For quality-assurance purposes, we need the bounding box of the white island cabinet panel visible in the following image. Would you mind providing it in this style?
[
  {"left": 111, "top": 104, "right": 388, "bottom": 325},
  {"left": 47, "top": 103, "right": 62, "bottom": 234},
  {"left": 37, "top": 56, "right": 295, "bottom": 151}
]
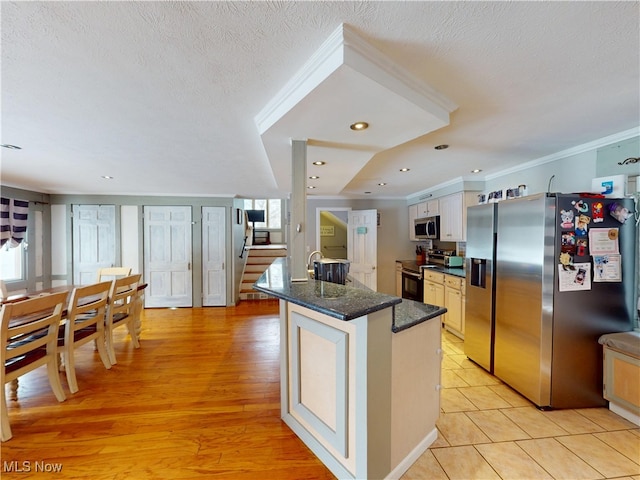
[{"left": 257, "top": 258, "right": 443, "bottom": 480}]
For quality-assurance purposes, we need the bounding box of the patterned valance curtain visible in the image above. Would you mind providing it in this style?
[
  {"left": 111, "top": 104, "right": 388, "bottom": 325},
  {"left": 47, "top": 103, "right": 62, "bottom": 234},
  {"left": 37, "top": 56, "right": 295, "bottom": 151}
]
[{"left": 0, "top": 197, "right": 29, "bottom": 248}]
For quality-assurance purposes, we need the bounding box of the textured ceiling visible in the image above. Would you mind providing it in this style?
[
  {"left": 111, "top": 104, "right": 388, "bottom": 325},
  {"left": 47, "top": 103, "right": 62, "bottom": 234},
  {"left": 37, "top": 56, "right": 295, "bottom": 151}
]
[{"left": 1, "top": 1, "right": 639, "bottom": 199}]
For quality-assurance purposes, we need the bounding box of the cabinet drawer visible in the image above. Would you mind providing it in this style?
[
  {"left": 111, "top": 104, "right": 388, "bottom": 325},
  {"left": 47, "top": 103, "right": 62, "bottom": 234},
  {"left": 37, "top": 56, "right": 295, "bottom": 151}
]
[
  {"left": 423, "top": 271, "right": 444, "bottom": 283},
  {"left": 444, "top": 275, "right": 462, "bottom": 290}
]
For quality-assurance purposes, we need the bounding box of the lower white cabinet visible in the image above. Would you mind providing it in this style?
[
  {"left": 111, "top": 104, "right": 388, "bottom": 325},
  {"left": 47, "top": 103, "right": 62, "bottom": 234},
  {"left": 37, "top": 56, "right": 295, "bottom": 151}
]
[
  {"left": 443, "top": 276, "right": 464, "bottom": 338},
  {"left": 424, "top": 271, "right": 465, "bottom": 339},
  {"left": 423, "top": 271, "right": 444, "bottom": 307}
]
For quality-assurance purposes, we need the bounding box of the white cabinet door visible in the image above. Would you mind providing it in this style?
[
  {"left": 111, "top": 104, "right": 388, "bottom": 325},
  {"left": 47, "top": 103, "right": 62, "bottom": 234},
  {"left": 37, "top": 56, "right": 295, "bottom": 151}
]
[
  {"left": 444, "top": 286, "right": 463, "bottom": 333},
  {"left": 408, "top": 204, "right": 418, "bottom": 241},
  {"left": 72, "top": 205, "right": 116, "bottom": 285},
  {"left": 426, "top": 199, "right": 439, "bottom": 216},
  {"left": 439, "top": 193, "right": 464, "bottom": 241},
  {"left": 202, "top": 207, "right": 226, "bottom": 306},
  {"left": 144, "top": 206, "right": 193, "bottom": 307},
  {"left": 423, "top": 280, "right": 444, "bottom": 307}
]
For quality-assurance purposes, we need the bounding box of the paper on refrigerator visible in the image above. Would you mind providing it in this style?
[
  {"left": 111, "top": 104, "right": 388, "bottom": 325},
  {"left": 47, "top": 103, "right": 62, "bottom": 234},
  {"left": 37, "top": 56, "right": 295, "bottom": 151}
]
[{"left": 588, "top": 228, "right": 619, "bottom": 255}]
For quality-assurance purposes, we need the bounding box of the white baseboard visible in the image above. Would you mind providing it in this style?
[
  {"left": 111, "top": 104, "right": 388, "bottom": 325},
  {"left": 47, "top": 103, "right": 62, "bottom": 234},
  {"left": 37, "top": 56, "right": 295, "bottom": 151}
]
[
  {"left": 385, "top": 428, "right": 439, "bottom": 480},
  {"left": 609, "top": 402, "right": 640, "bottom": 426}
]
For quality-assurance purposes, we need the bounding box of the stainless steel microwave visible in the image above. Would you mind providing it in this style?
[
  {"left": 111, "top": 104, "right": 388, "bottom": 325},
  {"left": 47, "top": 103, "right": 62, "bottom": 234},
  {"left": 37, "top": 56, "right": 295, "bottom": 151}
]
[{"left": 414, "top": 216, "right": 440, "bottom": 239}]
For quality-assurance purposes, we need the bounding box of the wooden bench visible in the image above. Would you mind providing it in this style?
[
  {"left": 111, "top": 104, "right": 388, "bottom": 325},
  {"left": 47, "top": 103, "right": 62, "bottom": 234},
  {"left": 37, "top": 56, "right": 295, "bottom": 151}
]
[{"left": 599, "top": 331, "right": 640, "bottom": 425}]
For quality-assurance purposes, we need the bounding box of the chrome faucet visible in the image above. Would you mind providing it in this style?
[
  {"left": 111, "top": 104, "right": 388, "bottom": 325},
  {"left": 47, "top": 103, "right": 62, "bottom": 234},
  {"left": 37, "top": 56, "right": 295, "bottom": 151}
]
[{"left": 307, "top": 250, "right": 323, "bottom": 270}]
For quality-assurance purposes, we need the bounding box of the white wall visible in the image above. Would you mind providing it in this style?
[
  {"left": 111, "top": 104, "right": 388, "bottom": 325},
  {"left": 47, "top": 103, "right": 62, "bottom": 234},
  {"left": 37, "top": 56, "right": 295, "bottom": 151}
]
[
  {"left": 121, "top": 205, "right": 141, "bottom": 274},
  {"left": 484, "top": 149, "right": 597, "bottom": 196}
]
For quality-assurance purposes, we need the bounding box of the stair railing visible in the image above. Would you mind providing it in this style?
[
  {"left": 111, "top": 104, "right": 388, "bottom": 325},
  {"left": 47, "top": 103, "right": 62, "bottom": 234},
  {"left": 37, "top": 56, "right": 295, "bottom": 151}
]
[{"left": 239, "top": 236, "right": 249, "bottom": 259}]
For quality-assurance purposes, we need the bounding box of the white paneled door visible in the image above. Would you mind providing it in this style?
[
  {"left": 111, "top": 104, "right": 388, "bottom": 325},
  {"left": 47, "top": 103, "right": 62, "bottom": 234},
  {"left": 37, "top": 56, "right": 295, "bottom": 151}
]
[
  {"left": 347, "top": 209, "right": 378, "bottom": 291},
  {"left": 144, "top": 206, "right": 193, "bottom": 308},
  {"left": 72, "top": 205, "right": 116, "bottom": 285},
  {"left": 202, "top": 207, "right": 226, "bottom": 306}
]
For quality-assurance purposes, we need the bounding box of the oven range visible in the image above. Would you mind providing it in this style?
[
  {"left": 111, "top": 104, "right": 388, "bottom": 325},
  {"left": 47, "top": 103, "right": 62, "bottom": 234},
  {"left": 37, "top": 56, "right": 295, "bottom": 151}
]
[{"left": 400, "top": 262, "right": 423, "bottom": 301}]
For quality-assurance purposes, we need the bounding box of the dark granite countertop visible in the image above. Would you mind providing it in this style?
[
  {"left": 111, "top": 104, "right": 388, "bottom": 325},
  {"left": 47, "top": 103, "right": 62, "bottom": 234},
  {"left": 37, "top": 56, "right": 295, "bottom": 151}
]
[
  {"left": 393, "top": 300, "right": 446, "bottom": 333},
  {"left": 255, "top": 258, "right": 446, "bottom": 330}
]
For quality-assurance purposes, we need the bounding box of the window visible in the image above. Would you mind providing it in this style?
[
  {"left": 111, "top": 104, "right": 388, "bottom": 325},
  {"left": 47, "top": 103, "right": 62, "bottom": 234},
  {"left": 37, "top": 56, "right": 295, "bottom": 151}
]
[
  {"left": 243, "top": 199, "right": 282, "bottom": 229},
  {"left": 0, "top": 243, "right": 25, "bottom": 281}
]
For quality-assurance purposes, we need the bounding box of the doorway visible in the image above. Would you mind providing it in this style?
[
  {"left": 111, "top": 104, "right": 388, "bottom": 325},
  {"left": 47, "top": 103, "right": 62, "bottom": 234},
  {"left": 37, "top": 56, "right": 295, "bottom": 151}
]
[
  {"left": 316, "top": 208, "right": 349, "bottom": 259},
  {"left": 315, "top": 208, "right": 378, "bottom": 291}
]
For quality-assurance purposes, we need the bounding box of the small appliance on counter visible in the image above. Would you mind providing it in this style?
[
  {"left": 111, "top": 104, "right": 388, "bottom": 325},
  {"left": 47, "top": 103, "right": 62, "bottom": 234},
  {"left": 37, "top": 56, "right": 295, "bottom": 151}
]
[
  {"left": 313, "top": 258, "right": 350, "bottom": 285},
  {"left": 444, "top": 256, "right": 464, "bottom": 268},
  {"left": 427, "top": 249, "right": 463, "bottom": 268}
]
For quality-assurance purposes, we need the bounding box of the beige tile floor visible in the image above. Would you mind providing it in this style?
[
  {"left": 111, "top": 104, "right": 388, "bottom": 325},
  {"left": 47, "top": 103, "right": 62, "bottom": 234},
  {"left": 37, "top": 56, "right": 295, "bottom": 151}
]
[{"left": 402, "top": 330, "right": 640, "bottom": 480}]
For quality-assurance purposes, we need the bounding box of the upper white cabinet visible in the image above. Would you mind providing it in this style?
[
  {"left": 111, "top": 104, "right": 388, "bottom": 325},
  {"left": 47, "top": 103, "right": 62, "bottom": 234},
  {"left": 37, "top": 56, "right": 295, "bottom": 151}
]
[
  {"left": 408, "top": 204, "right": 419, "bottom": 241},
  {"left": 439, "top": 192, "right": 477, "bottom": 242},
  {"left": 417, "top": 199, "right": 439, "bottom": 217}
]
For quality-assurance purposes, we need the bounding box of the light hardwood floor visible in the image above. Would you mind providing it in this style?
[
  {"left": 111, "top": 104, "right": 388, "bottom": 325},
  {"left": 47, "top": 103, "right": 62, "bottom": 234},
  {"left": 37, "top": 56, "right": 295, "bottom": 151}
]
[
  {"left": 1, "top": 301, "right": 333, "bottom": 480},
  {"left": 2, "top": 302, "right": 639, "bottom": 479}
]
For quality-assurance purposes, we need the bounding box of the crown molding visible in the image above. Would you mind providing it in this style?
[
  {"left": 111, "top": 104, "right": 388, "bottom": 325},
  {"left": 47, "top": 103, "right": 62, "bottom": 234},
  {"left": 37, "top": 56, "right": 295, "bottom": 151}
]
[{"left": 485, "top": 127, "right": 640, "bottom": 181}]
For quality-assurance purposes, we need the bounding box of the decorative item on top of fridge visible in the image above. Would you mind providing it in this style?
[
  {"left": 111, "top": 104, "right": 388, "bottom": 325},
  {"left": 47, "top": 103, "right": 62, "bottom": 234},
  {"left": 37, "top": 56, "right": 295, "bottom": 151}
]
[
  {"left": 591, "top": 175, "right": 627, "bottom": 197},
  {"left": 477, "top": 185, "right": 528, "bottom": 204}
]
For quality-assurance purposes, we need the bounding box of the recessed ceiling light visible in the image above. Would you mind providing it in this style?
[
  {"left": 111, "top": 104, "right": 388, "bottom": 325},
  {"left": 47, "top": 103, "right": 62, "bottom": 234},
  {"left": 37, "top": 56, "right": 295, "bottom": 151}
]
[
  {"left": 434, "top": 144, "right": 449, "bottom": 150},
  {"left": 102, "top": 175, "right": 114, "bottom": 180},
  {"left": 350, "top": 122, "right": 369, "bottom": 131},
  {"left": 1, "top": 144, "right": 22, "bottom": 150},
  {"left": 312, "top": 161, "right": 325, "bottom": 166},
  {"left": 309, "top": 175, "right": 320, "bottom": 179},
  {"left": 378, "top": 182, "right": 387, "bottom": 186},
  {"left": 471, "top": 169, "right": 482, "bottom": 173},
  {"left": 307, "top": 185, "right": 316, "bottom": 189},
  {"left": 400, "top": 168, "right": 410, "bottom": 172}
]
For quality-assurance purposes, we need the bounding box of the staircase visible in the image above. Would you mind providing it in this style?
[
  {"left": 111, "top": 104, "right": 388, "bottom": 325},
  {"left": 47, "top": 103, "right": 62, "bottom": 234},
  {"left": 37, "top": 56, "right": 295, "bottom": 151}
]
[{"left": 240, "top": 245, "right": 287, "bottom": 300}]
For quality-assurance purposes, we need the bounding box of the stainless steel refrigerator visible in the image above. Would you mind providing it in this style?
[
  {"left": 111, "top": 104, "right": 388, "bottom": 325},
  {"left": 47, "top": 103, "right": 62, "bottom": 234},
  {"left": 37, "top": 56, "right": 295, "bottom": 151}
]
[{"left": 465, "top": 193, "right": 637, "bottom": 409}]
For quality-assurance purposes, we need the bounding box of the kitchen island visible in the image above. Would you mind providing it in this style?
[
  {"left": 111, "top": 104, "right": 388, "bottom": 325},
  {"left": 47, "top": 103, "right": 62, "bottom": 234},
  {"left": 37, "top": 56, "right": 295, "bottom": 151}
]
[{"left": 254, "top": 258, "right": 446, "bottom": 480}]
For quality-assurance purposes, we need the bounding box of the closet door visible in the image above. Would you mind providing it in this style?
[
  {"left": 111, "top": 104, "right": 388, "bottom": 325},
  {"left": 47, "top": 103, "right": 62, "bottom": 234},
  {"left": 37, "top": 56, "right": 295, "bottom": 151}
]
[
  {"left": 144, "top": 206, "right": 193, "bottom": 307},
  {"left": 202, "top": 207, "right": 226, "bottom": 306},
  {"left": 72, "top": 205, "right": 116, "bottom": 285}
]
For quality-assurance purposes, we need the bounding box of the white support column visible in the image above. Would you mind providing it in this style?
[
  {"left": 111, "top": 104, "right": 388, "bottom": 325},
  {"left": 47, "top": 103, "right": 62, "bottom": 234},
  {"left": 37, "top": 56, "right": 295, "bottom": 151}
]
[{"left": 290, "top": 140, "right": 308, "bottom": 280}]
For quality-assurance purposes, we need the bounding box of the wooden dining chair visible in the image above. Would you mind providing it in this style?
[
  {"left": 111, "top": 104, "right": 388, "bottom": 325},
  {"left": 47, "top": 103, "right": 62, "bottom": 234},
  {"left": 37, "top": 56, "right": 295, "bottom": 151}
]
[
  {"left": 131, "top": 282, "right": 147, "bottom": 343},
  {"left": 1, "top": 291, "right": 69, "bottom": 442},
  {"left": 96, "top": 267, "right": 132, "bottom": 282},
  {"left": 105, "top": 274, "right": 141, "bottom": 365},
  {"left": 0, "top": 280, "right": 8, "bottom": 300},
  {"left": 58, "top": 281, "right": 112, "bottom": 394}
]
